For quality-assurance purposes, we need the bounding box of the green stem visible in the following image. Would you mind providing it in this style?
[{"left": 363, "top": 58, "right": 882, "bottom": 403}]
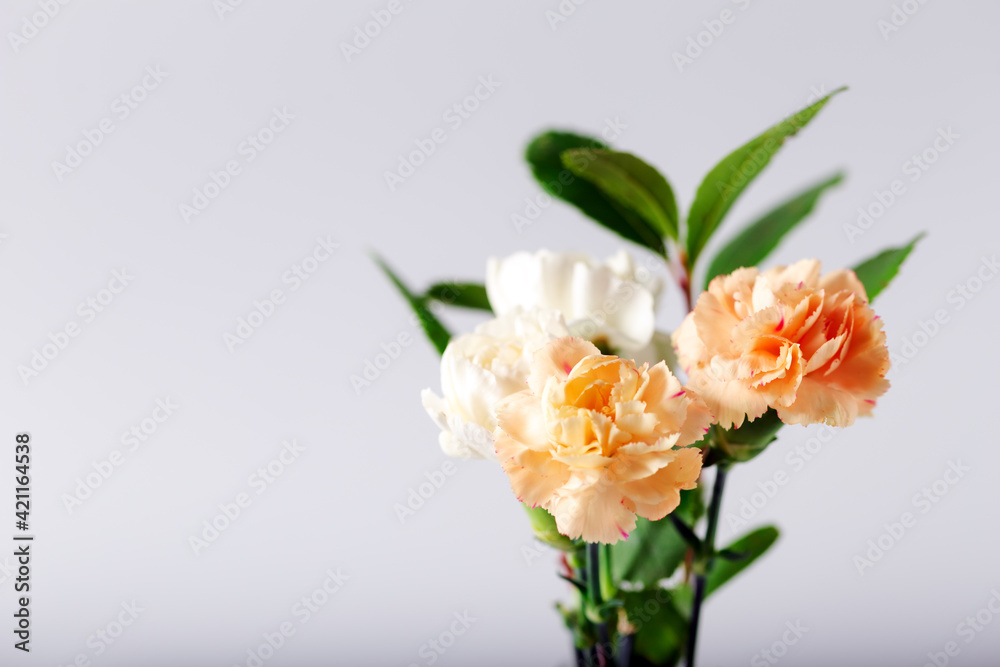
[
  {"left": 685, "top": 463, "right": 729, "bottom": 667},
  {"left": 587, "top": 542, "right": 611, "bottom": 666}
]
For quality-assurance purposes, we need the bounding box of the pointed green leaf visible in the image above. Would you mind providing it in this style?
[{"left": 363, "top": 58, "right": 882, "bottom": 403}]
[
  {"left": 704, "top": 172, "right": 845, "bottom": 288},
  {"left": 424, "top": 282, "right": 493, "bottom": 312},
  {"left": 525, "top": 131, "right": 667, "bottom": 257},
  {"left": 611, "top": 517, "right": 688, "bottom": 590},
  {"left": 686, "top": 87, "right": 847, "bottom": 266},
  {"left": 704, "top": 525, "right": 779, "bottom": 598},
  {"left": 562, "top": 149, "right": 679, "bottom": 241},
  {"left": 374, "top": 255, "right": 451, "bottom": 356},
  {"left": 851, "top": 233, "right": 924, "bottom": 302}
]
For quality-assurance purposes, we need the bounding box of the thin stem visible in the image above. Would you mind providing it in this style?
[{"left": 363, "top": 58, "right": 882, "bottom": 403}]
[
  {"left": 587, "top": 542, "right": 610, "bottom": 667},
  {"left": 685, "top": 464, "right": 729, "bottom": 667}
]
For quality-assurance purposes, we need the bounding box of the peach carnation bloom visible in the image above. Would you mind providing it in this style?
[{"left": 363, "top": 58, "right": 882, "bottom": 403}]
[
  {"left": 494, "top": 337, "right": 711, "bottom": 544},
  {"left": 673, "top": 260, "right": 890, "bottom": 429}
]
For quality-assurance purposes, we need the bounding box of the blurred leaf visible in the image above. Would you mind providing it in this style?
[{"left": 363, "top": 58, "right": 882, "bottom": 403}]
[
  {"left": 374, "top": 255, "right": 451, "bottom": 356},
  {"left": 424, "top": 282, "right": 493, "bottom": 312},
  {"left": 686, "top": 88, "right": 847, "bottom": 266},
  {"left": 611, "top": 517, "right": 688, "bottom": 590},
  {"left": 562, "top": 149, "right": 679, "bottom": 241},
  {"left": 704, "top": 172, "right": 845, "bottom": 287},
  {"left": 851, "top": 232, "right": 925, "bottom": 302},
  {"left": 622, "top": 590, "right": 688, "bottom": 666},
  {"left": 525, "top": 131, "right": 667, "bottom": 257},
  {"left": 704, "top": 526, "right": 780, "bottom": 598}
]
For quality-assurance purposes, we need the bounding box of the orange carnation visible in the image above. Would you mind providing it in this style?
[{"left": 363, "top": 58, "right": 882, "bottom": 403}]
[
  {"left": 494, "top": 337, "right": 711, "bottom": 544},
  {"left": 673, "top": 260, "right": 890, "bottom": 429}
]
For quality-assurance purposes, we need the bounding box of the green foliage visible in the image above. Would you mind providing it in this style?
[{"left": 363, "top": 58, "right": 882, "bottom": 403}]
[
  {"left": 705, "top": 526, "right": 780, "bottom": 598},
  {"left": 622, "top": 589, "right": 690, "bottom": 665},
  {"left": 686, "top": 88, "right": 847, "bottom": 266},
  {"left": 562, "top": 149, "right": 679, "bottom": 242},
  {"left": 611, "top": 517, "right": 689, "bottom": 591},
  {"left": 704, "top": 172, "right": 844, "bottom": 287},
  {"left": 525, "top": 131, "right": 667, "bottom": 257},
  {"left": 852, "top": 233, "right": 925, "bottom": 302},
  {"left": 373, "top": 255, "right": 451, "bottom": 356},
  {"left": 424, "top": 282, "right": 493, "bottom": 312}
]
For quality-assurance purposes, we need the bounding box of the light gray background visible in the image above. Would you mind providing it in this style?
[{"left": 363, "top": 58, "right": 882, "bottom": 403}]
[{"left": 1, "top": 1, "right": 998, "bottom": 665}]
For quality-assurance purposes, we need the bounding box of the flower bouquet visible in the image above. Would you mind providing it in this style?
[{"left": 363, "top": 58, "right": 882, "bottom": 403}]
[{"left": 378, "top": 88, "right": 920, "bottom": 666}]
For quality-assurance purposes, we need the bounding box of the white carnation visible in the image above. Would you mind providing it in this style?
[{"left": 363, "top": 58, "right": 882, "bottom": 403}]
[{"left": 422, "top": 308, "right": 569, "bottom": 459}]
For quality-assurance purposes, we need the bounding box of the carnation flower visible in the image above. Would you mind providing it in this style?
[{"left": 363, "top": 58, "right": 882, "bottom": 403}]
[
  {"left": 422, "top": 308, "right": 569, "bottom": 459},
  {"left": 486, "top": 249, "right": 659, "bottom": 352},
  {"left": 673, "top": 259, "right": 890, "bottom": 429},
  {"left": 494, "top": 337, "right": 711, "bottom": 544}
]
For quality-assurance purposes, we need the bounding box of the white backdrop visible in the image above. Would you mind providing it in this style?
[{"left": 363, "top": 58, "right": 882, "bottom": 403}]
[{"left": 2, "top": 1, "right": 999, "bottom": 665}]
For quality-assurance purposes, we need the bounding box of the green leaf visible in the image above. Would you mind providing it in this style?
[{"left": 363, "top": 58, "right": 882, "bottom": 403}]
[
  {"left": 686, "top": 87, "right": 847, "bottom": 267},
  {"left": 424, "top": 282, "right": 493, "bottom": 312},
  {"left": 851, "top": 232, "right": 924, "bottom": 302},
  {"left": 373, "top": 255, "right": 451, "bottom": 356},
  {"left": 610, "top": 517, "right": 688, "bottom": 590},
  {"left": 704, "top": 526, "right": 779, "bottom": 598},
  {"left": 562, "top": 149, "right": 679, "bottom": 241},
  {"left": 525, "top": 131, "right": 667, "bottom": 257},
  {"left": 622, "top": 589, "right": 689, "bottom": 665},
  {"left": 704, "top": 172, "right": 845, "bottom": 288}
]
